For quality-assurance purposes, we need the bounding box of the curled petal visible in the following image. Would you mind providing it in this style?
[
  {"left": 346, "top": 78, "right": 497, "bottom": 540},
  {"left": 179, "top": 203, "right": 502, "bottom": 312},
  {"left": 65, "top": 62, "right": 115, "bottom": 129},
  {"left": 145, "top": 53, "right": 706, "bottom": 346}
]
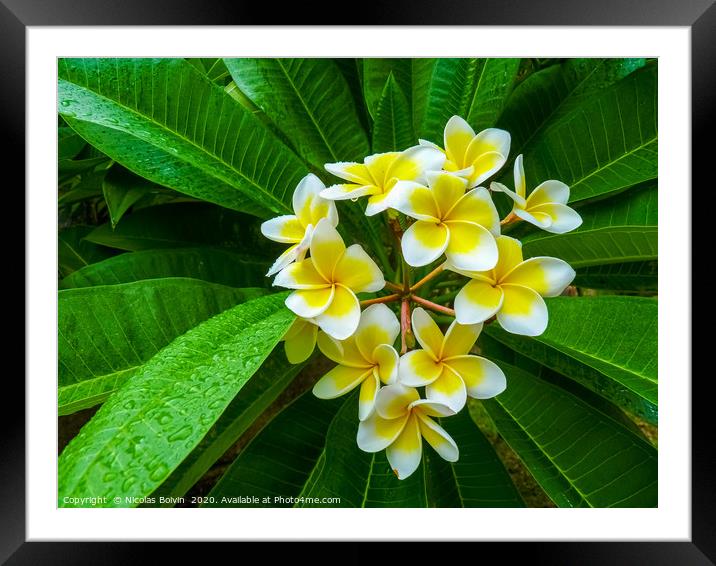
[
  {"left": 501, "top": 257, "right": 576, "bottom": 297},
  {"left": 497, "top": 284, "right": 549, "bottom": 336},
  {"left": 375, "top": 383, "right": 419, "bottom": 420},
  {"left": 513, "top": 207, "right": 553, "bottom": 229},
  {"left": 444, "top": 221, "right": 498, "bottom": 272},
  {"left": 333, "top": 244, "right": 385, "bottom": 293},
  {"left": 416, "top": 413, "right": 459, "bottom": 462},
  {"left": 324, "top": 161, "right": 374, "bottom": 185},
  {"left": 401, "top": 221, "right": 449, "bottom": 267},
  {"left": 354, "top": 303, "right": 400, "bottom": 361},
  {"left": 285, "top": 286, "right": 335, "bottom": 318},
  {"left": 409, "top": 398, "right": 456, "bottom": 418},
  {"left": 468, "top": 151, "right": 507, "bottom": 188},
  {"left": 312, "top": 365, "right": 372, "bottom": 399},
  {"left": 513, "top": 154, "right": 526, "bottom": 199},
  {"left": 398, "top": 349, "right": 443, "bottom": 387},
  {"left": 454, "top": 279, "right": 504, "bottom": 325},
  {"left": 314, "top": 284, "right": 361, "bottom": 340},
  {"left": 425, "top": 367, "right": 468, "bottom": 412},
  {"left": 387, "top": 144, "right": 446, "bottom": 184},
  {"left": 320, "top": 183, "right": 378, "bottom": 201},
  {"left": 490, "top": 181, "right": 526, "bottom": 209},
  {"left": 266, "top": 224, "right": 313, "bottom": 277},
  {"left": 410, "top": 307, "right": 445, "bottom": 359},
  {"left": 359, "top": 372, "right": 381, "bottom": 421},
  {"left": 444, "top": 355, "right": 506, "bottom": 399},
  {"left": 357, "top": 412, "right": 410, "bottom": 453},
  {"left": 527, "top": 179, "right": 570, "bottom": 207},
  {"left": 529, "top": 203, "right": 583, "bottom": 234},
  {"left": 386, "top": 415, "right": 423, "bottom": 480},
  {"left": 260, "top": 215, "right": 305, "bottom": 243}
]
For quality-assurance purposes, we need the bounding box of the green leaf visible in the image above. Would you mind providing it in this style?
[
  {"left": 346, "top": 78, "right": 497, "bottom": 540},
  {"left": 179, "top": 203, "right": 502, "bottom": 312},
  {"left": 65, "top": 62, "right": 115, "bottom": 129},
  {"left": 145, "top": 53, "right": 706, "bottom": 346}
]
[
  {"left": 58, "top": 226, "right": 115, "bottom": 278},
  {"left": 186, "top": 58, "right": 231, "bottom": 84},
  {"left": 151, "top": 350, "right": 308, "bottom": 504},
  {"left": 521, "top": 181, "right": 657, "bottom": 268},
  {"left": 574, "top": 260, "right": 658, "bottom": 292},
  {"left": 224, "top": 58, "right": 370, "bottom": 167},
  {"left": 58, "top": 58, "right": 308, "bottom": 218},
  {"left": 58, "top": 293, "right": 295, "bottom": 506},
  {"left": 482, "top": 362, "right": 657, "bottom": 507},
  {"left": 60, "top": 247, "right": 270, "bottom": 290},
  {"left": 208, "top": 392, "right": 522, "bottom": 508},
  {"left": 513, "top": 63, "right": 657, "bottom": 204},
  {"left": 59, "top": 126, "right": 87, "bottom": 160},
  {"left": 58, "top": 278, "right": 268, "bottom": 415},
  {"left": 371, "top": 74, "right": 414, "bottom": 153},
  {"left": 83, "top": 202, "right": 275, "bottom": 253},
  {"left": 418, "top": 58, "right": 520, "bottom": 143},
  {"left": 484, "top": 296, "right": 657, "bottom": 422},
  {"left": 102, "top": 166, "right": 149, "bottom": 227},
  {"left": 498, "top": 58, "right": 647, "bottom": 160}
]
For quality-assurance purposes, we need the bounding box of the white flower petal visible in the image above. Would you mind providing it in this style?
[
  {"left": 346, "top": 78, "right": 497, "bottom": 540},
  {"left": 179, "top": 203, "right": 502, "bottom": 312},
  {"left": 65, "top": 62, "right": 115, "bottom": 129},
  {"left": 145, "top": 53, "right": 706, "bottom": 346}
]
[
  {"left": 454, "top": 279, "right": 504, "bottom": 325},
  {"left": 314, "top": 285, "right": 361, "bottom": 340},
  {"left": 320, "top": 183, "right": 377, "bottom": 201},
  {"left": 497, "top": 284, "right": 549, "bottom": 336},
  {"left": 441, "top": 319, "right": 483, "bottom": 358},
  {"left": 260, "top": 215, "right": 305, "bottom": 243},
  {"left": 357, "top": 412, "right": 410, "bottom": 453},
  {"left": 386, "top": 414, "right": 423, "bottom": 480},
  {"left": 354, "top": 304, "right": 400, "bottom": 361},
  {"left": 312, "top": 365, "right": 372, "bottom": 399},
  {"left": 387, "top": 144, "right": 446, "bottom": 183},
  {"left": 285, "top": 286, "right": 335, "bottom": 318},
  {"left": 324, "top": 161, "right": 373, "bottom": 185},
  {"left": 389, "top": 180, "right": 439, "bottom": 221},
  {"left": 529, "top": 203, "right": 583, "bottom": 234},
  {"left": 425, "top": 367, "right": 468, "bottom": 412},
  {"left": 444, "top": 355, "right": 506, "bottom": 399},
  {"left": 502, "top": 257, "right": 576, "bottom": 297},
  {"left": 310, "top": 218, "right": 346, "bottom": 282},
  {"left": 409, "top": 399, "right": 456, "bottom": 418},
  {"left": 445, "top": 187, "right": 501, "bottom": 235},
  {"left": 398, "top": 350, "right": 443, "bottom": 387},
  {"left": 401, "top": 221, "right": 449, "bottom": 267},
  {"left": 443, "top": 115, "right": 476, "bottom": 167},
  {"left": 273, "top": 259, "right": 327, "bottom": 289},
  {"left": 513, "top": 154, "right": 526, "bottom": 199},
  {"left": 358, "top": 372, "right": 381, "bottom": 421},
  {"left": 410, "top": 307, "right": 445, "bottom": 359},
  {"left": 283, "top": 319, "right": 318, "bottom": 364},
  {"left": 527, "top": 180, "right": 570, "bottom": 206},
  {"left": 513, "top": 207, "right": 553, "bottom": 229},
  {"left": 375, "top": 383, "right": 419, "bottom": 420},
  {"left": 416, "top": 413, "right": 459, "bottom": 462},
  {"left": 490, "top": 181, "right": 527, "bottom": 209},
  {"left": 333, "top": 244, "right": 385, "bottom": 293},
  {"left": 444, "top": 221, "right": 498, "bottom": 271},
  {"left": 373, "top": 345, "right": 400, "bottom": 384}
]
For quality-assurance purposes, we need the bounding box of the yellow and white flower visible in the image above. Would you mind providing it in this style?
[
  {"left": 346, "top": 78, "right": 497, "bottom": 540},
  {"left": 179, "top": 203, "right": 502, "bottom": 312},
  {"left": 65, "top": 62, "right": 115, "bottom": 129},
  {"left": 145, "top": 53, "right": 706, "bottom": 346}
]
[
  {"left": 281, "top": 317, "right": 318, "bottom": 364},
  {"left": 313, "top": 304, "right": 400, "bottom": 420},
  {"left": 357, "top": 383, "right": 458, "bottom": 480},
  {"left": 449, "top": 236, "right": 575, "bottom": 336},
  {"left": 419, "top": 115, "right": 510, "bottom": 188},
  {"left": 274, "top": 218, "right": 385, "bottom": 340},
  {"left": 390, "top": 171, "right": 500, "bottom": 270},
  {"left": 261, "top": 173, "right": 338, "bottom": 276},
  {"left": 491, "top": 154, "right": 582, "bottom": 234},
  {"left": 321, "top": 145, "right": 445, "bottom": 216},
  {"left": 399, "top": 307, "right": 506, "bottom": 411}
]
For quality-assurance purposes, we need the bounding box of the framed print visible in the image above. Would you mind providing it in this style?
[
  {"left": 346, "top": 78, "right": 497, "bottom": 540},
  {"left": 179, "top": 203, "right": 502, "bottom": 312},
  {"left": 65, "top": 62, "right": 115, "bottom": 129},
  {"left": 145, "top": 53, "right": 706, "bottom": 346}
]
[{"left": 9, "top": 0, "right": 710, "bottom": 562}]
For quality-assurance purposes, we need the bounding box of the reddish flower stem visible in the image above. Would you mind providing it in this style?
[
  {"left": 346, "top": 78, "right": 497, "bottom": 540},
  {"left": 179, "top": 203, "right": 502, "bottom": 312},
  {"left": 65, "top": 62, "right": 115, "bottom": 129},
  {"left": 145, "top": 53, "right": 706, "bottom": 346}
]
[
  {"left": 411, "top": 295, "right": 456, "bottom": 317},
  {"left": 384, "top": 281, "right": 403, "bottom": 293},
  {"left": 400, "top": 299, "right": 412, "bottom": 354},
  {"left": 360, "top": 294, "right": 400, "bottom": 307}
]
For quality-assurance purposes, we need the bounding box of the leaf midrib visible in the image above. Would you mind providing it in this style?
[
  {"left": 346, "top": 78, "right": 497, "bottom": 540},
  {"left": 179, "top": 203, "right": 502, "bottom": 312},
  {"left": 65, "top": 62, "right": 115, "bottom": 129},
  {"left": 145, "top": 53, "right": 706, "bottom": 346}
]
[{"left": 59, "top": 76, "right": 291, "bottom": 214}]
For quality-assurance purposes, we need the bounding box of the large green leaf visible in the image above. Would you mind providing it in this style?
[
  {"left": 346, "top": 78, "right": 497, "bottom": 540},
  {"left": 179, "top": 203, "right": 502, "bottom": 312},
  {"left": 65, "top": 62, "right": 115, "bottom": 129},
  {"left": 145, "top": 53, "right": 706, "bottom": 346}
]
[
  {"left": 482, "top": 362, "right": 657, "bottom": 507},
  {"left": 574, "top": 260, "right": 658, "bottom": 292},
  {"left": 60, "top": 247, "right": 270, "bottom": 290},
  {"left": 58, "top": 58, "right": 308, "bottom": 218},
  {"left": 58, "top": 278, "right": 267, "bottom": 415},
  {"left": 371, "top": 74, "right": 413, "bottom": 153},
  {"left": 224, "top": 58, "right": 370, "bottom": 168},
  {"left": 207, "top": 391, "right": 522, "bottom": 507},
  {"left": 84, "top": 202, "right": 274, "bottom": 253},
  {"left": 58, "top": 293, "right": 295, "bottom": 506},
  {"left": 510, "top": 63, "right": 657, "bottom": 204},
  {"left": 58, "top": 226, "right": 115, "bottom": 278},
  {"left": 151, "top": 350, "right": 308, "bottom": 504},
  {"left": 418, "top": 58, "right": 520, "bottom": 143},
  {"left": 498, "top": 58, "right": 647, "bottom": 161},
  {"left": 521, "top": 181, "right": 657, "bottom": 268},
  {"left": 485, "top": 296, "right": 657, "bottom": 422},
  {"left": 59, "top": 125, "right": 87, "bottom": 160}
]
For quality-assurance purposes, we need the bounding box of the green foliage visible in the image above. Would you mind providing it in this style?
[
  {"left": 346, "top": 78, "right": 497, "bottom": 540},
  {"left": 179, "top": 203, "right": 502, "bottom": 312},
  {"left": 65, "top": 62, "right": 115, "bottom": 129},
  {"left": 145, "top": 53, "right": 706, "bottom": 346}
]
[{"left": 57, "top": 57, "right": 658, "bottom": 510}]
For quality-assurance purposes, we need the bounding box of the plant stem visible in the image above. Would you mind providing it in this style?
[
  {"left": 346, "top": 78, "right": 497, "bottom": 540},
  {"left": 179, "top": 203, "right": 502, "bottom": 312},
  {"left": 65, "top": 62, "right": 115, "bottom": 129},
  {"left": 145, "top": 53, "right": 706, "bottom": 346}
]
[
  {"left": 360, "top": 294, "right": 400, "bottom": 307},
  {"left": 410, "top": 262, "right": 445, "bottom": 292},
  {"left": 384, "top": 281, "right": 403, "bottom": 293},
  {"left": 411, "top": 295, "right": 456, "bottom": 316},
  {"left": 400, "top": 298, "right": 412, "bottom": 354}
]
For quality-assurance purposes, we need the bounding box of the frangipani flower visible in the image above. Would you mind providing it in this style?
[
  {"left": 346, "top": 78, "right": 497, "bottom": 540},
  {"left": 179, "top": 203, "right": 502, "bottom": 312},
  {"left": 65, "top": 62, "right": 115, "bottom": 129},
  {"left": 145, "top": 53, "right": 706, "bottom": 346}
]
[
  {"left": 399, "top": 307, "right": 506, "bottom": 411},
  {"left": 274, "top": 218, "right": 384, "bottom": 340},
  {"left": 261, "top": 174, "right": 338, "bottom": 276},
  {"left": 491, "top": 154, "right": 582, "bottom": 234},
  {"left": 419, "top": 115, "right": 510, "bottom": 188},
  {"left": 449, "top": 236, "right": 575, "bottom": 336},
  {"left": 390, "top": 171, "right": 500, "bottom": 270},
  {"left": 357, "top": 384, "right": 458, "bottom": 479},
  {"left": 313, "top": 304, "right": 400, "bottom": 420},
  {"left": 281, "top": 317, "right": 318, "bottom": 364},
  {"left": 321, "top": 145, "right": 445, "bottom": 216}
]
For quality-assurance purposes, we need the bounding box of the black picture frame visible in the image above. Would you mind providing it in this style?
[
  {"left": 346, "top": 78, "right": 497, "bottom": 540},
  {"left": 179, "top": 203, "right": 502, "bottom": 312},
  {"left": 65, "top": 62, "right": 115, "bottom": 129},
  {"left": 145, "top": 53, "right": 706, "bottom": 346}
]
[{"left": 9, "top": 0, "right": 708, "bottom": 562}]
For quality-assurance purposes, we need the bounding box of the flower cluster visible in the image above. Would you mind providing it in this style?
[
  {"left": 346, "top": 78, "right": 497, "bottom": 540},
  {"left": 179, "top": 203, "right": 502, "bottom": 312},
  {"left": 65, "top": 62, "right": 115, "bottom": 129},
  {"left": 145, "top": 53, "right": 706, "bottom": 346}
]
[{"left": 262, "top": 115, "right": 581, "bottom": 479}]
